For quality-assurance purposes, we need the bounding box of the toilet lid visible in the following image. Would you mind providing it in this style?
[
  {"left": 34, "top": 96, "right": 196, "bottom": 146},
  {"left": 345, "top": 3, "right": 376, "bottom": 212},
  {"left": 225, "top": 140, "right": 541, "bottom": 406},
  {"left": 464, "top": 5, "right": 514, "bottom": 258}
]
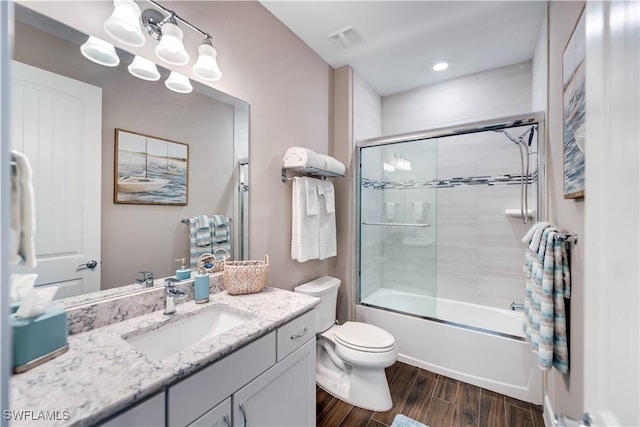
[{"left": 334, "top": 322, "right": 396, "bottom": 352}]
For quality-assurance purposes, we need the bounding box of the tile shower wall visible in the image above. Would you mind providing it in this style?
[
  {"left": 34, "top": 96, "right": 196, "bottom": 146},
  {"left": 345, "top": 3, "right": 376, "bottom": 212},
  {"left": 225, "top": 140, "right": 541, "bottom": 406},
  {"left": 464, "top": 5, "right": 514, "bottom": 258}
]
[{"left": 436, "top": 129, "right": 537, "bottom": 309}]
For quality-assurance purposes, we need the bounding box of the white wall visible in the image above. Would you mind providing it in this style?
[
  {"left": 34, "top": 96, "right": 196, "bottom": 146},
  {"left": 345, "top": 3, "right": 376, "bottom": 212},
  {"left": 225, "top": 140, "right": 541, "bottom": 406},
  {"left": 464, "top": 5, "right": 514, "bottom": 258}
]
[
  {"left": 382, "top": 61, "right": 532, "bottom": 135},
  {"left": 545, "top": 0, "right": 585, "bottom": 420}
]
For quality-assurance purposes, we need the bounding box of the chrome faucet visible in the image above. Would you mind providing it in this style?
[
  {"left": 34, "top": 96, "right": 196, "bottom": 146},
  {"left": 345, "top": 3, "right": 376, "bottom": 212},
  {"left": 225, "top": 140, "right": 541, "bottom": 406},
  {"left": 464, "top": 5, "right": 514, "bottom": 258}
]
[
  {"left": 164, "top": 277, "right": 186, "bottom": 315},
  {"left": 136, "top": 271, "right": 154, "bottom": 288}
]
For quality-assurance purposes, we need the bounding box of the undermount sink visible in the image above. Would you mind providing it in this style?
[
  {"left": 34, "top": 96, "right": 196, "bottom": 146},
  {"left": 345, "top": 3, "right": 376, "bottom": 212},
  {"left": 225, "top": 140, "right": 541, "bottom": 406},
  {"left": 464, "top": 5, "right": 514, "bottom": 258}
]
[{"left": 124, "top": 307, "right": 254, "bottom": 359}]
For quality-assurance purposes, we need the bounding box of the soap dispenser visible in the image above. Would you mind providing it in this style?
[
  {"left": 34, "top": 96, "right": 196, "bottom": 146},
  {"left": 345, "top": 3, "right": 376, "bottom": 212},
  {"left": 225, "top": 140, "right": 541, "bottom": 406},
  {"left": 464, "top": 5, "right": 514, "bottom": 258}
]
[
  {"left": 193, "top": 264, "right": 210, "bottom": 304},
  {"left": 175, "top": 258, "right": 191, "bottom": 281}
]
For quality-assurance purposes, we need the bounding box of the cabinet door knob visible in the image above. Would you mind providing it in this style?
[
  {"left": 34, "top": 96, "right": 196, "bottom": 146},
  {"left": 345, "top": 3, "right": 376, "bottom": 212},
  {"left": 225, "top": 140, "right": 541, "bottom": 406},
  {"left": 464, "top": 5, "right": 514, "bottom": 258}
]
[
  {"left": 290, "top": 327, "right": 308, "bottom": 340},
  {"left": 239, "top": 403, "right": 248, "bottom": 427}
]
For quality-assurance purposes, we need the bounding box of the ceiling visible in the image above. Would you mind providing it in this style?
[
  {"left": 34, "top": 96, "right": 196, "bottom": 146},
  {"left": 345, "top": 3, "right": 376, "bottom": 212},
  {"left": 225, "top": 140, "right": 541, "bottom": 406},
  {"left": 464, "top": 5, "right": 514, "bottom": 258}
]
[{"left": 260, "top": 1, "right": 547, "bottom": 96}]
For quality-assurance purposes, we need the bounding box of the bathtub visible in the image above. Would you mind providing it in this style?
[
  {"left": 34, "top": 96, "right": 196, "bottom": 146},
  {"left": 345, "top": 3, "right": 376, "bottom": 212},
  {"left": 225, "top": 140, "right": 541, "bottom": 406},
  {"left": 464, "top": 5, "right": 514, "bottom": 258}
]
[{"left": 357, "top": 288, "right": 543, "bottom": 404}]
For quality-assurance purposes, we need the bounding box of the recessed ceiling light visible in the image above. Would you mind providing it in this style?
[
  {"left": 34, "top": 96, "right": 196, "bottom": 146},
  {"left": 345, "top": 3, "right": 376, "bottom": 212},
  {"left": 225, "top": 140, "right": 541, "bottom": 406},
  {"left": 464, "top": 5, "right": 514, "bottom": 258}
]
[{"left": 433, "top": 60, "right": 450, "bottom": 71}]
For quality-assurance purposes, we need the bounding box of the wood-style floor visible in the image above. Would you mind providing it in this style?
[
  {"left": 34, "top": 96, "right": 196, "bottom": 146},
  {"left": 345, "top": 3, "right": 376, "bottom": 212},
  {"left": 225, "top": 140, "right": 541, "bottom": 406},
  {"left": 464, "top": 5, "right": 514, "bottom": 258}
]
[{"left": 316, "top": 361, "right": 544, "bottom": 427}]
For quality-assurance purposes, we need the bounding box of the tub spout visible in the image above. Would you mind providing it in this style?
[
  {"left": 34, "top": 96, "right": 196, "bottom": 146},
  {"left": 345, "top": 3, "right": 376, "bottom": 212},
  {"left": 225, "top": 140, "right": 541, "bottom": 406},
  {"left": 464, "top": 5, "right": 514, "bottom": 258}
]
[{"left": 510, "top": 302, "right": 525, "bottom": 311}]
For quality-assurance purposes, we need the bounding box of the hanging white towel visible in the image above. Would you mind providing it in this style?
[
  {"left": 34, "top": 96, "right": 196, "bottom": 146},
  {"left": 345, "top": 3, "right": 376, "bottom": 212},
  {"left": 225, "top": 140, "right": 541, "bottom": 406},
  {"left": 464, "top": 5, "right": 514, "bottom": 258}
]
[
  {"left": 317, "top": 180, "right": 337, "bottom": 260},
  {"left": 291, "top": 177, "right": 320, "bottom": 262},
  {"left": 412, "top": 201, "right": 427, "bottom": 220},
  {"left": 11, "top": 151, "right": 36, "bottom": 268},
  {"left": 385, "top": 202, "right": 396, "bottom": 220},
  {"left": 316, "top": 180, "right": 335, "bottom": 214}
]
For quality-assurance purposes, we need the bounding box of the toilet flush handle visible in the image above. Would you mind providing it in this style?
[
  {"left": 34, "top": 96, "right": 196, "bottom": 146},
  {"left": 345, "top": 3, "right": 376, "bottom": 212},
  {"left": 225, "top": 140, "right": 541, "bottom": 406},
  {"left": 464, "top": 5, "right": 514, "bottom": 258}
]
[{"left": 290, "top": 327, "right": 308, "bottom": 340}]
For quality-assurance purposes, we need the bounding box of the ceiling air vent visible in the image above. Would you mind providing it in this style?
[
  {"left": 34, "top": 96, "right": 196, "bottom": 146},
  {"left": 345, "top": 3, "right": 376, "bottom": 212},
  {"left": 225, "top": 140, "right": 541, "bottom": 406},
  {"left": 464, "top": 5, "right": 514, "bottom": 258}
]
[{"left": 328, "top": 26, "right": 364, "bottom": 48}]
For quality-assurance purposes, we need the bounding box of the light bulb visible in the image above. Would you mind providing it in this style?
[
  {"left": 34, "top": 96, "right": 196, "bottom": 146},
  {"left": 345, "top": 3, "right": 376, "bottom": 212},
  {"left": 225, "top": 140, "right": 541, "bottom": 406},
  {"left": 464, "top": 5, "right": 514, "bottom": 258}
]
[
  {"left": 104, "top": 0, "right": 145, "bottom": 47},
  {"left": 193, "top": 43, "right": 222, "bottom": 81},
  {"left": 155, "top": 22, "right": 189, "bottom": 65},
  {"left": 80, "top": 36, "right": 120, "bottom": 67},
  {"left": 165, "top": 71, "right": 192, "bottom": 93},
  {"left": 128, "top": 55, "right": 160, "bottom": 81}
]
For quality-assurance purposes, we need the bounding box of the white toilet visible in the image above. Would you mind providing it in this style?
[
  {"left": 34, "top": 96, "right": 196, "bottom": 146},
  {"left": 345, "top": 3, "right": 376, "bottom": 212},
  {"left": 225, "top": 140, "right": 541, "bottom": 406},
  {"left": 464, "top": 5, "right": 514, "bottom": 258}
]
[{"left": 295, "top": 276, "right": 397, "bottom": 412}]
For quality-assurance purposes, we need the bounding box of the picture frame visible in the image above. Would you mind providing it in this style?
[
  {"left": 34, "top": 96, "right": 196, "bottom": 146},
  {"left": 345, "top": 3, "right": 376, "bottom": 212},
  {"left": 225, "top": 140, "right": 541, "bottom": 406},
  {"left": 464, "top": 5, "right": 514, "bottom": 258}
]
[
  {"left": 562, "top": 9, "right": 586, "bottom": 199},
  {"left": 113, "top": 128, "right": 189, "bottom": 205}
]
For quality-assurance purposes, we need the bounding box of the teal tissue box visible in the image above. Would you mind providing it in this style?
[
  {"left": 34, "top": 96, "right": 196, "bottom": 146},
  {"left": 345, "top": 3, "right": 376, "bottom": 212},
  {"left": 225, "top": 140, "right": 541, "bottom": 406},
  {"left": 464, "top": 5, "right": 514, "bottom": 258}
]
[{"left": 12, "top": 307, "right": 68, "bottom": 373}]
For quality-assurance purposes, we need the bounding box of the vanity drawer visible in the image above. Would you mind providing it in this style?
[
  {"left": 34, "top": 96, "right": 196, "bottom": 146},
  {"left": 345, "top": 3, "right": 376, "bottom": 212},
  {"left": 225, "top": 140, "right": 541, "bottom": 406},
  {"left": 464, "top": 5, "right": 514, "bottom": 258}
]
[
  {"left": 168, "top": 331, "right": 275, "bottom": 427},
  {"left": 276, "top": 309, "right": 315, "bottom": 362}
]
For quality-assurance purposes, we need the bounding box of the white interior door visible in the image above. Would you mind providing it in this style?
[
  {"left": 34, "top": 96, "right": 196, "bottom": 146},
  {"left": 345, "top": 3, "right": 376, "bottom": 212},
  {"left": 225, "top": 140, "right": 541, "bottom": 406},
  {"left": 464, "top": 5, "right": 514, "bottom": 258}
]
[
  {"left": 584, "top": 2, "right": 639, "bottom": 426},
  {"left": 10, "top": 60, "right": 101, "bottom": 298}
]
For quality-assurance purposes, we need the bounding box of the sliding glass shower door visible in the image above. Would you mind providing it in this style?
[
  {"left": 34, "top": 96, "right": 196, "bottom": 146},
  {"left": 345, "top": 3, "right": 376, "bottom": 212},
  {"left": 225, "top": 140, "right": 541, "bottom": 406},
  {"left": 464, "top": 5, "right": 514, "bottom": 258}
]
[{"left": 358, "top": 138, "right": 438, "bottom": 318}]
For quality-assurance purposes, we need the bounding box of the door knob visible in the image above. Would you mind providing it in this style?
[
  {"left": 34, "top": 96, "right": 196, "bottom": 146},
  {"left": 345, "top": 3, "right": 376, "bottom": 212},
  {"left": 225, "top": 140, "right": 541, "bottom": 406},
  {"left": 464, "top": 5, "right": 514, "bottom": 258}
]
[{"left": 78, "top": 260, "right": 98, "bottom": 269}]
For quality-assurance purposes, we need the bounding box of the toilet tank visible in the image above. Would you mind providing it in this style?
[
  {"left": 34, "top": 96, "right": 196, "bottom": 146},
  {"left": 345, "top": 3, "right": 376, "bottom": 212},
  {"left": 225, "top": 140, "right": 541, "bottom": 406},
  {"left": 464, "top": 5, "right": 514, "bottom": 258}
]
[{"left": 294, "top": 276, "right": 340, "bottom": 333}]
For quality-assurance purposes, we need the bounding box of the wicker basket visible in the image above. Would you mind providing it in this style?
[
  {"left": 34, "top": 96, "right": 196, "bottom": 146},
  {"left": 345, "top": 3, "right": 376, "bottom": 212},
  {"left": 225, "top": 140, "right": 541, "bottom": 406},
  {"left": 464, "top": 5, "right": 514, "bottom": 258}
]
[
  {"left": 223, "top": 255, "right": 269, "bottom": 295},
  {"left": 197, "top": 248, "right": 230, "bottom": 274}
]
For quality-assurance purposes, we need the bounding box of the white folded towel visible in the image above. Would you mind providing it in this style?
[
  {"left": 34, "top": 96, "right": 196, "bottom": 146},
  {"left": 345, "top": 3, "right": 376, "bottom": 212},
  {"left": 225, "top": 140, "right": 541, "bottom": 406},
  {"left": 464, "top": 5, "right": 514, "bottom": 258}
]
[
  {"left": 11, "top": 151, "right": 36, "bottom": 268},
  {"left": 283, "top": 147, "right": 346, "bottom": 176},
  {"left": 385, "top": 202, "right": 397, "bottom": 220},
  {"left": 305, "top": 177, "right": 319, "bottom": 215},
  {"left": 283, "top": 147, "right": 325, "bottom": 170},
  {"left": 317, "top": 180, "right": 336, "bottom": 260},
  {"left": 316, "top": 180, "right": 335, "bottom": 214},
  {"left": 320, "top": 155, "right": 346, "bottom": 176},
  {"left": 413, "top": 201, "right": 428, "bottom": 220},
  {"left": 291, "top": 177, "right": 320, "bottom": 262}
]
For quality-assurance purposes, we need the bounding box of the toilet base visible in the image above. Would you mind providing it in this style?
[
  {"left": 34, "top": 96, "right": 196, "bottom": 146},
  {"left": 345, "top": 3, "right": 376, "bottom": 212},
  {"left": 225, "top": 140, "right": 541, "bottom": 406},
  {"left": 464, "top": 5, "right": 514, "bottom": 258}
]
[{"left": 316, "top": 344, "right": 393, "bottom": 412}]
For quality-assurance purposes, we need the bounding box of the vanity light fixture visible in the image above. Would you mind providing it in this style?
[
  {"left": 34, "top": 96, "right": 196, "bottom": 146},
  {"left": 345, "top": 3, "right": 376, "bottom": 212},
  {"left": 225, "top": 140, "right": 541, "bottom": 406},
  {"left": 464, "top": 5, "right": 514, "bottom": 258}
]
[
  {"left": 140, "top": 1, "right": 222, "bottom": 79},
  {"left": 433, "top": 60, "right": 450, "bottom": 72},
  {"left": 165, "top": 71, "right": 193, "bottom": 93},
  {"left": 104, "top": 0, "right": 146, "bottom": 47},
  {"left": 80, "top": 36, "right": 120, "bottom": 67},
  {"left": 128, "top": 55, "right": 161, "bottom": 81}
]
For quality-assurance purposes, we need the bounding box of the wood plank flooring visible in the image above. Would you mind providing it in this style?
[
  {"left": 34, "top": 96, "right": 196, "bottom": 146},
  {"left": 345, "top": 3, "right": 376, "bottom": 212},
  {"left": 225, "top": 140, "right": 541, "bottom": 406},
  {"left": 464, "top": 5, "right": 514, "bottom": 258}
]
[{"left": 316, "top": 362, "right": 544, "bottom": 427}]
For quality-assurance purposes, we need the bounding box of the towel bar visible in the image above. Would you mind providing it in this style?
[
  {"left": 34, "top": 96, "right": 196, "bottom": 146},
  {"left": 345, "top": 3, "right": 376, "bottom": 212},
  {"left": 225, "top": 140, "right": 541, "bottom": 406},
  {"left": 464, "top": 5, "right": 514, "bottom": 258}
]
[
  {"left": 281, "top": 166, "right": 345, "bottom": 182},
  {"left": 558, "top": 233, "right": 578, "bottom": 244},
  {"left": 362, "top": 222, "right": 431, "bottom": 228}
]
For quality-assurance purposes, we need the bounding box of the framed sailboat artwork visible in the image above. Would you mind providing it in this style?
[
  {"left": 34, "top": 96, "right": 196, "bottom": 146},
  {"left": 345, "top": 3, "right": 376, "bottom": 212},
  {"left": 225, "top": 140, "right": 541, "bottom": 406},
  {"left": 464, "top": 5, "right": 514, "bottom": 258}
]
[{"left": 113, "top": 129, "right": 189, "bottom": 205}]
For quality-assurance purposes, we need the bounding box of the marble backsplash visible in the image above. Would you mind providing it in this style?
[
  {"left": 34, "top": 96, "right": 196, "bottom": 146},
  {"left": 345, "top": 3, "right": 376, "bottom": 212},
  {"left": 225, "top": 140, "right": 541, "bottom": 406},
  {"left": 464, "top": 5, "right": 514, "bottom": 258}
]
[{"left": 54, "top": 273, "right": 225, "bottom": 335}]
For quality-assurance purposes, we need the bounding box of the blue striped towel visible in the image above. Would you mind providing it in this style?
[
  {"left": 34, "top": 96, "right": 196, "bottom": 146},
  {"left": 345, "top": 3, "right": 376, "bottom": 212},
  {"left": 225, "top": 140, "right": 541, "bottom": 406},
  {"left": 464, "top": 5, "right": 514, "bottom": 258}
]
[
  {"left": 195, "top": 215, "right": 211, "bottom": 248},
  {"left": 211, "top": 215, "right": 230, "bottom": 244},
  {"left": 522, "top": 222, "right": 571, "bottom": 373}
]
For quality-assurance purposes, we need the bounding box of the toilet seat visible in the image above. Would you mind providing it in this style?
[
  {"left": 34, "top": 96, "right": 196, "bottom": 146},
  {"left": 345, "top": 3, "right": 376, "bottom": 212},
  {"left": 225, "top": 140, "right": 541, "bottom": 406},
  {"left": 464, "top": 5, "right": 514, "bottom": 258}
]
[{"left": 334, "top": 322, "right": 396, "bottom": 353}]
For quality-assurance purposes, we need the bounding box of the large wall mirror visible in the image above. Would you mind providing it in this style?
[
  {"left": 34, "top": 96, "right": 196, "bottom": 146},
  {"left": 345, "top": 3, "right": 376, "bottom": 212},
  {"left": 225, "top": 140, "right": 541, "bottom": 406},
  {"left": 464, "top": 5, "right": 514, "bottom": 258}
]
[{"left": 10, "top": 3, "right": 249, "bottom": 301}]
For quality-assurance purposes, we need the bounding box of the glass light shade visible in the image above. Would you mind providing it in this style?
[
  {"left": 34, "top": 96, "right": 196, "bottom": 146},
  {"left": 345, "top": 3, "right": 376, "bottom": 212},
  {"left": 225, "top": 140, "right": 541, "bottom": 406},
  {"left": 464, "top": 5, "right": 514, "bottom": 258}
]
[
  {"left": 128, "top": 55, "right": 160, "bottom": 81},
  {"left": 192, "top": 44, "right": 222, "bottom": 81},
  {"left": 155, "top": 22, "right": 189, "bottom": 65},
  {"left": 104, "top": 0, "right": 145, "bottom": 47},
  {"left": 80, "top": 36, "right": 120, "bottom": 67},
  {"left": 165, "top": 71, "right": 192, "bottom": 93}
]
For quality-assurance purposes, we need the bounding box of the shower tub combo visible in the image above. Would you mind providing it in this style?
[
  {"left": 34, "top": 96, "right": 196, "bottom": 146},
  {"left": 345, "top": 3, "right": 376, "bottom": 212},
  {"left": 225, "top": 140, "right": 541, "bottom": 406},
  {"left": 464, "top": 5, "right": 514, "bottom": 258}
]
[{"left": 356, "top": 113, "right": 545, "bottom": 404}]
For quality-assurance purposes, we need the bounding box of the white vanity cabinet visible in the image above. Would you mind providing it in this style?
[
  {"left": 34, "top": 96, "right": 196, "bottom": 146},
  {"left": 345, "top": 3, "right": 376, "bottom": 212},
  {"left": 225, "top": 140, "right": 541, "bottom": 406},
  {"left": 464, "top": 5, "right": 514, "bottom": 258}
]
[
  {"left": 233, "top": 338, "right": 315, "bottom": 427},
  {"left": 99, "top": 391, "right": 165, "bottom": 427},
  {"left": 169, "top": 309, "right": 316, "bottom": 427}
]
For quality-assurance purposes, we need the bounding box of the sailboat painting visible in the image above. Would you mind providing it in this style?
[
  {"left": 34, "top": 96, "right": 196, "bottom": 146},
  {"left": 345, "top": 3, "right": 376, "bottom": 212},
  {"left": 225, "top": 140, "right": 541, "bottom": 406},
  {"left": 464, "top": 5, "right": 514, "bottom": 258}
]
[{"left": 114, "top": 128, "right": 188, "bottom": 205}]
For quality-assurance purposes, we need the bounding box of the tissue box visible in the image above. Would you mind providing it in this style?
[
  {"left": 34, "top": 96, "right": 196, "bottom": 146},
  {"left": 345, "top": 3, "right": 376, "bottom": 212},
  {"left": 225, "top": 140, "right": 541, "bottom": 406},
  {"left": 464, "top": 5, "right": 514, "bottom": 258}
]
[
  {"left": 11, "top": 307, "right": 68, "bottom": 373},
  {"left": 10, "top": 302, "right": 20, "bottom": 314}
]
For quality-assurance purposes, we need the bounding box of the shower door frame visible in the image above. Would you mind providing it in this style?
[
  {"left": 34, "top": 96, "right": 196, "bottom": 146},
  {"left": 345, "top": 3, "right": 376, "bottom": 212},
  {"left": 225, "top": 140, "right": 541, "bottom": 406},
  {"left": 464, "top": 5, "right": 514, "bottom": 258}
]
[{"left": 355, "top": 111, "right": 546, "bottom": 334}]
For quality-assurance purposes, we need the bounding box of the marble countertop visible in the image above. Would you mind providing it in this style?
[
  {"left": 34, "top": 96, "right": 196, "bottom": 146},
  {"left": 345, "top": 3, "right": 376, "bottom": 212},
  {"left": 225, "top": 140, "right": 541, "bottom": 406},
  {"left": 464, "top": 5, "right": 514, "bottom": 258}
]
[{"left": 9, "top": 287, "right": 319, "bottom": 427}]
